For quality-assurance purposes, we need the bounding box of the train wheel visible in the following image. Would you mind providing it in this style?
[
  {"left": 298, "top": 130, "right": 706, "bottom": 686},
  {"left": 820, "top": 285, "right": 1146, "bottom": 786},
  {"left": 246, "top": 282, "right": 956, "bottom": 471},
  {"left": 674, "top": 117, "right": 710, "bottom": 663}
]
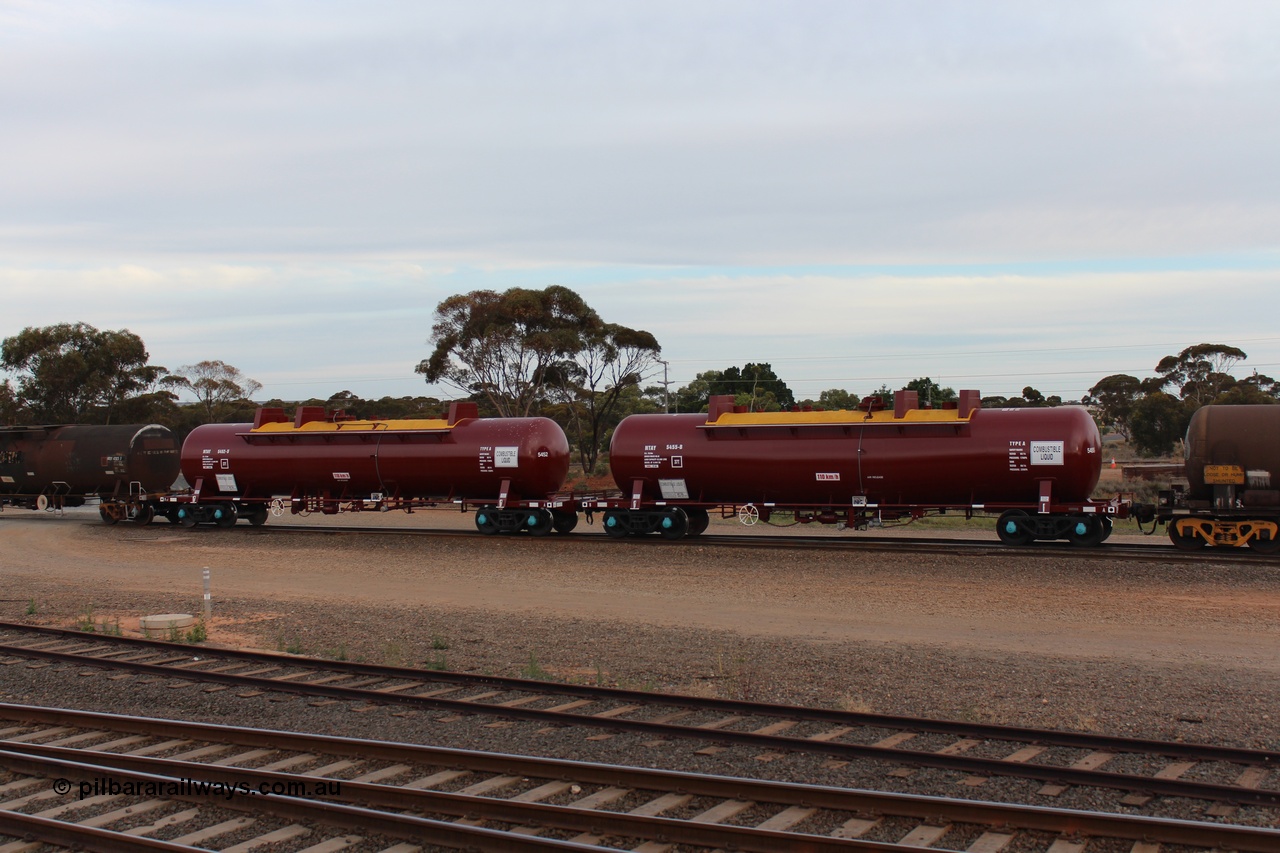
[
  {"left": 177, "top": 508, "right": 197, "bottom": 528},
  {"left": 1065, "top": 516, "right": 1105, "bottom": 547},
  {"left": 685, "top": 508, "right": 710, "bottom": 537},
  {"left": 658, "top": 508, "right": 689, "bottom": 540},
  {"left": 995, "top": 510, "right": 1033, "bottom": 546},
  {"left": 525, "top": 508, "right": 554, "bottom": 536},
  {"left": 1247, "top": 525, "right": 1280, "bottom": 554},
  {"left": 603, "top": 510, "right": 629, "bottom": 539},
  {"left": 213, "top": 505, "right": 238, "bottom": 528},
  {"left": 1099, "top": 516, "right": 1114, "bottom": 542},
  {"left": 246, "top": 507, "right": 269, "bottom": 526},
  {"left": 552, "top": 511, "right": 578, "bottom": 534},
  {"left": 475, "top": 510, "right": 500, "bottom": 535},
  {"left": 1167, "top": 519, "right": 1207, "bottom": 551},
  {"left": 130, "top": 504, "right": 155, "bottom": 526},
  {"left": 98, "top": 505, "right": 119, "bottom": 526}
]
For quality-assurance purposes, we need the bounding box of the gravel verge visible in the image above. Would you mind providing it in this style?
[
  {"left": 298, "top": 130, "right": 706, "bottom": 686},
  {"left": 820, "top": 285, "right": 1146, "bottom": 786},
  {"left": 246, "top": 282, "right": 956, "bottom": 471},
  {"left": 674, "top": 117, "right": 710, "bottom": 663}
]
[{"left": 2, "top": 509, "right": 1279, "bottom": 827}]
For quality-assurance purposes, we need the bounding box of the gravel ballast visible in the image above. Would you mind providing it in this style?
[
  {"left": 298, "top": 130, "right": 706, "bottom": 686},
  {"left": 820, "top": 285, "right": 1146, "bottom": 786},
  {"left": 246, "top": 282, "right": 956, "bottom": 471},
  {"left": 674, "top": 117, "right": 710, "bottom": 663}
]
[{"left": 2, "top": 507, "right": 1279, "bottom": 824}]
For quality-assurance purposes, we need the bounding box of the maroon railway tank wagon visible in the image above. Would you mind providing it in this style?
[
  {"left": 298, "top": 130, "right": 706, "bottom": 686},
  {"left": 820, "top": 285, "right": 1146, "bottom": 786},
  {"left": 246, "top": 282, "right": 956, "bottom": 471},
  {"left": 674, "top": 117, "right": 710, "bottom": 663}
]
[
  {"left": 603, "top": 390, "right": 1126, "bottom": 545},
  {"left": 1157, "top": 405, "right": 1280, "bottom": 552},
  {"left": 0, "top": 424, "right": 180, "bottom": 521},
  {"left": 128, "top": 403, "right": 573, "bottom": 533}
]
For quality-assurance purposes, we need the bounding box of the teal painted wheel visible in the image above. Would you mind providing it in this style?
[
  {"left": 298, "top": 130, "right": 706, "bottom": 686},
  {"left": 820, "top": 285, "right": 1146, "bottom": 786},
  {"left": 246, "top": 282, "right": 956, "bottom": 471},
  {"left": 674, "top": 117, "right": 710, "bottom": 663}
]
[
  {"left": 995, "top": 510, "right": 1033, "bottom": 546},
  {"left": 603, "top": 511, "right": 629, "bottom": 539},
  {"left": 1065, "top": 516, "right": 1104, "bottom": 547},
  {"left": 475, "top": 510, "right": 499, "bottom": 535},
  {"left": 525, "top": 508, "right": 553, "bottom": 536},
  {"left": 993, "top": 507, "right": 1034, "bottom": 540},
  {"left": 213, "top": 505, "right": 238, "bottom": 528},
  {"left": 659, "top": 508, "right": 689, "bottom": 540}
]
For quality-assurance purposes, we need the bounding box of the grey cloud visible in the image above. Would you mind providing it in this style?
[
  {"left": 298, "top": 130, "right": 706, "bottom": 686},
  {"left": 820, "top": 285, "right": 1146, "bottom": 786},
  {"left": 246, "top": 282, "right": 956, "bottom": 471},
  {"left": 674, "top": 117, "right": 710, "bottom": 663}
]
[{"left": 1, "top": 1, "right": 1278, "bottom": 266}]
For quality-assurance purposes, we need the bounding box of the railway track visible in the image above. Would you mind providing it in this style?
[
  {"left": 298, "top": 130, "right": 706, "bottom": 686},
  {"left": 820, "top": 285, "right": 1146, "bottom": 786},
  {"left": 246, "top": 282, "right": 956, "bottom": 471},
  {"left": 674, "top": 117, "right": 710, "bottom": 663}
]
[
  {"left": 2, "top": 621, "right": 1278, "bottom": 821},
  {"left": 58, "top": 504, "right": 1267, "bottom": 565},
  {"left": 17, "top": 506, "right": 1280, "bottom": 564},
  {"left": 2, "top": 703, "right": 1278, "bottom": 852},
  {"left": 246, "top": 521, "right": 1280, "bottom": 566}
]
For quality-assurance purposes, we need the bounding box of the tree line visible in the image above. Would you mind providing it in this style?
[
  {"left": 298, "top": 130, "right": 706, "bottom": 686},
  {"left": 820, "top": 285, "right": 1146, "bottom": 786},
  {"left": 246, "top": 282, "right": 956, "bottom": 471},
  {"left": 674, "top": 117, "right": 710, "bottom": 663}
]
[
  {"left": 0, "top": 322, "right": 266, "bottom": 434},
  {"left": 1084, "top": 344, "right": 1279, "bottom": 456},
  {"left": 4, "top": 292, "right": 1276, "bottom": 468}
]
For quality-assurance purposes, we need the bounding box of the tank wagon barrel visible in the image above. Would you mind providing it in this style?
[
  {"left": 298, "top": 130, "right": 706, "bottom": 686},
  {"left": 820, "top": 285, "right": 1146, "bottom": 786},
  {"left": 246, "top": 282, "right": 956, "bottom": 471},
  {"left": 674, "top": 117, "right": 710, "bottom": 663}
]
[
  {"left": 1, "top": 424, "right": 180, "bottom": 519},
  {"left": 600, "top": 390, "right": 1128, "bottom": 545},
  {"left": 1157, "top": 405, "right": 1280, "bottom": 552},
  {"left": 114, "top": 403, "right": 573, "bottom": 532},
  {"left": 78, "top": 389, "right": 1156, "bottom": 550}
]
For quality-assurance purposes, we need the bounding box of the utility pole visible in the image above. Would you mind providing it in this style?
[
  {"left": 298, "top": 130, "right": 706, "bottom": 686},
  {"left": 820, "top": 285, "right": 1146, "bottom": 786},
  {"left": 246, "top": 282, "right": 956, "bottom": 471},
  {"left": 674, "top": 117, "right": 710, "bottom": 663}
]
[{"left": 657, "top": 359, "right": 671, "bottom": 413}]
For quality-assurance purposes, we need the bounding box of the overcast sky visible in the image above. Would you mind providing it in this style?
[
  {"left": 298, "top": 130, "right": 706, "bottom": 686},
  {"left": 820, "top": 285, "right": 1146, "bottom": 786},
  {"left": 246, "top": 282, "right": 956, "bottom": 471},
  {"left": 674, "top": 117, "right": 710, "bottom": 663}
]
[{"left": 3, "top": 1, "right": 1279, "bottom": 406}]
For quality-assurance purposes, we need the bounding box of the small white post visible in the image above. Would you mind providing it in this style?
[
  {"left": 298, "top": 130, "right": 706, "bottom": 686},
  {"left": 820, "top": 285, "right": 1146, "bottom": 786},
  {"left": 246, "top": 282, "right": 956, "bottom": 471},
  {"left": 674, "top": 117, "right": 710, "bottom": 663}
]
[{"left": 202, "top": 568, "right": 212, "bottom": 622}]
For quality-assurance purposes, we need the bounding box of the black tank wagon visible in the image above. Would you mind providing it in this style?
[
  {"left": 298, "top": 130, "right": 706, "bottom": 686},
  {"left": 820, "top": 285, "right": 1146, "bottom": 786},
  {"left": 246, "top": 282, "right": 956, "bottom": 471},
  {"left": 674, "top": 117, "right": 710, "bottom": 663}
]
[
  {"left": 1157, "top": 405, "right": 1280, "bottom": 551},
  {"left": 0, "top": 424, "right": 181, "bottom": 520}
]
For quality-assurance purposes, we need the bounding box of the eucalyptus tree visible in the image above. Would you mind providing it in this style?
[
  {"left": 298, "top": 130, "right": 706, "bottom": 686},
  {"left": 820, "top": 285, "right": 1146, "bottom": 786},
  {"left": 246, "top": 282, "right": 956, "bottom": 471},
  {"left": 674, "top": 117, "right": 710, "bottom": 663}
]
[
  {"left": 548, "top": 322, "right": 660, "bottom": 473},
  {"left": 1085, "top": 374, "right": 1144, "bottom": 439},
  {"left": 417, "top": 285, "right": 661, "bottom": 471},
  {"left": 1152, "top": 343, "right": 1247, "bottom": 406},
  {"left": 904, "top": 377, "right": 956, "bottom": 405},
  {"left": 1128, "top": 392, "right": 1193, "bottom": 457},
  {"left": 674, "top": 363, "right": 794, "bottom": 413},
  {"left": 417, "top": 286, "right": 600, "bottom": 417},
  {"left": 1, "top": 322, "right": 171, "bottom": 423},
  {"left": 172, "top": 360, "right": 263, "bottom": 423}
]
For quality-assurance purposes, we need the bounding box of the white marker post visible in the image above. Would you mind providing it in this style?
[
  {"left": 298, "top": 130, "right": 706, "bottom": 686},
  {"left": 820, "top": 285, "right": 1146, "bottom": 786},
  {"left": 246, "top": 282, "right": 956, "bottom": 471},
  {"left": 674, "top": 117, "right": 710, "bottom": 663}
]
[{"left": 202, "top": 568, "right": 211, "bottom": 622}]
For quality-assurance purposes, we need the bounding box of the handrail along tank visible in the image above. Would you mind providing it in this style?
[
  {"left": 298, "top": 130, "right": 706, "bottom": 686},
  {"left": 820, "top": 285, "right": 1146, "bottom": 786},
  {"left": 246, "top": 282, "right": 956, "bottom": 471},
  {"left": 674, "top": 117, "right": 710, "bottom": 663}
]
[
  {"left": 0, "top": 424, "right": 180, "bottom": 510},
  {"left": 1160, "top": 404, "right": 1280, "bottom": 551},
  {"left": 607, "top": 390, "right": 1108, "bottom": 544},
  {"left": 170, "top": 402, "right": 571, "bottom": 531}
]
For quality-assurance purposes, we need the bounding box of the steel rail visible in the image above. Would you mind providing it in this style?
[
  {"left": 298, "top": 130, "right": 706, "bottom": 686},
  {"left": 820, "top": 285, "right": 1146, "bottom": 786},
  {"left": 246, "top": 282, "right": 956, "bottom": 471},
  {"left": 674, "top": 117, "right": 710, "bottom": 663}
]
[
  {"left": 0, "top": 749, "right": 622, "bottom": 852},
  {"left": 2, "top": 639, "right": 1279, "bottom": 809},
  {"left": 32, "top": 505, "right": 1280, "bottom": 562},
  {"left": 3, "top": 707, "right": 1279, "bottom": 852},
  {"left": 0, "top": 745, "right": 920, "bottom": 853},
  {"left": 0, "top": 811, "right": 208, "bottom": 853},
  {"left": 2, "top": 621, "right": 1275, "bottom": 768},
  {"left": 240, "top": 520, "right": 1280, "bottom": 565}
]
